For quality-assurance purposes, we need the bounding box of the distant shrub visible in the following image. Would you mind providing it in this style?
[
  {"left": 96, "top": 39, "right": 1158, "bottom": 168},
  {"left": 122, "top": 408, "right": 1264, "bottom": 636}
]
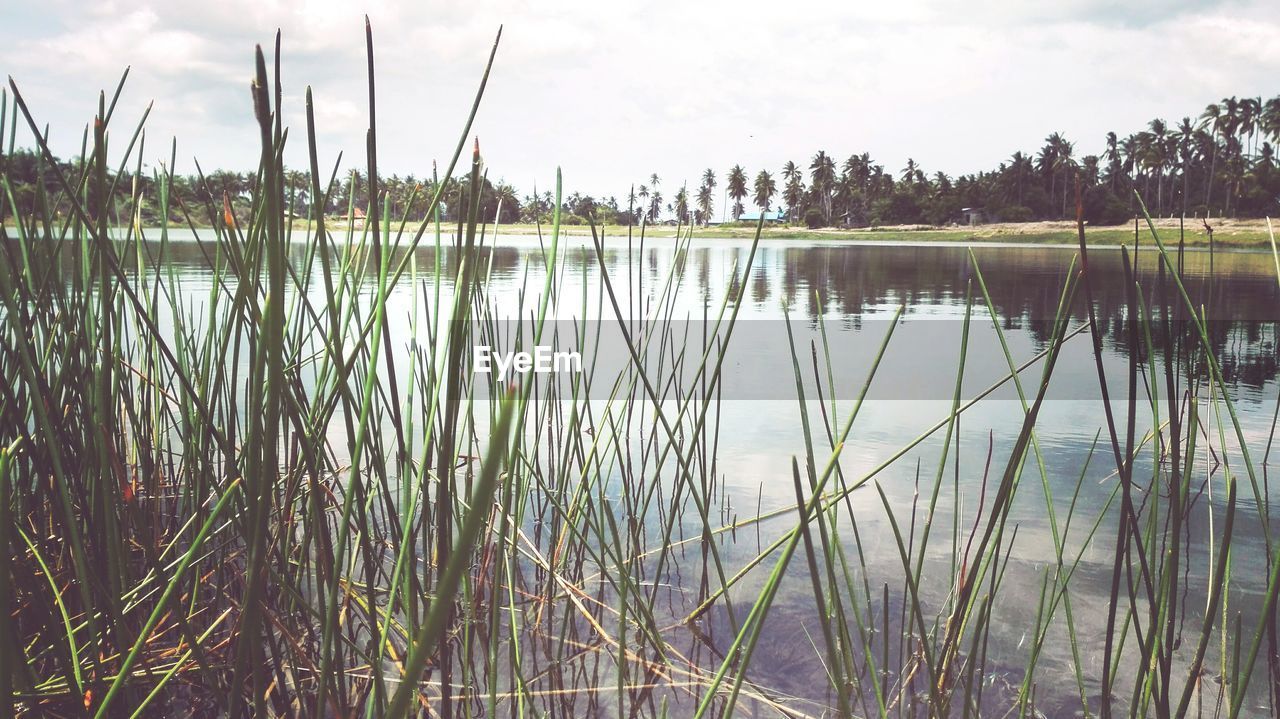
[
  {"left": 1020, "top": 186, "right": 1052, "bottom": 217},
  {"left": 804, "top": 207, "right": 825, "bottom": 229},
  {"left": 999, "top": 205, "right": 1035, "bottom": 223},
  {"left": 1083, "top": 188, "right": 1131, "bottom": 226},
  {"left": 878, "top": 193, "right": 923, "bottom": 224}
]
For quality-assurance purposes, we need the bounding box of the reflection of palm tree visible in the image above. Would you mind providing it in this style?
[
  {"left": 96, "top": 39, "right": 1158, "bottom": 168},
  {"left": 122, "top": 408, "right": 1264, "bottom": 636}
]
[
  {"left": 727, "top": 165, "right": 748, "bottom": 220},
  {"left": 753, "top": 170, "right": 775, "bottom": 211}
]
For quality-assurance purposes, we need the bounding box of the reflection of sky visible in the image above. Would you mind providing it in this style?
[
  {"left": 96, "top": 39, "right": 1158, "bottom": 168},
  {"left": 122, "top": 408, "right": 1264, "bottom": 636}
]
[{"left": 140, "top": 229, "right": 1280, "bottom": 486}]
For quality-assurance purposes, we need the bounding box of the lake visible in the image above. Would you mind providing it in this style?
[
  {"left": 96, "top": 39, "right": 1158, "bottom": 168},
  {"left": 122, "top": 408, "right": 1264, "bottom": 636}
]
[{"left": 72, "top": 227, "right": 1280, "bottom": 715}]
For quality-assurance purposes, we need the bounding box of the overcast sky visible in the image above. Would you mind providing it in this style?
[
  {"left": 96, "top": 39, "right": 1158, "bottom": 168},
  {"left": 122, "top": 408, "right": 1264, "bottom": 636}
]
[{"left": 4, "top": 0, "right": 1279, "bottom": 201}]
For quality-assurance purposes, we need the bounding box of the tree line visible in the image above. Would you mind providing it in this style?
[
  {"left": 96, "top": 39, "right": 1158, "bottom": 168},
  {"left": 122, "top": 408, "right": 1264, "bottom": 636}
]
[{"left": 3, "top": 95, "right": 1278, "bottom": 229}]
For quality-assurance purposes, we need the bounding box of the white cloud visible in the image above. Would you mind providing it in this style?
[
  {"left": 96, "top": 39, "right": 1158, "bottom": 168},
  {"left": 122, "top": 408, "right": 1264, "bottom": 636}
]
[{"left": 2, "top": 0, "right": 1276, "bottom": 200}]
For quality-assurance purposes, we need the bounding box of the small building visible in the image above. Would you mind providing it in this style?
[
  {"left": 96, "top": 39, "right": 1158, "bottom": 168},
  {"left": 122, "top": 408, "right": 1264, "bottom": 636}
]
[
  {"left": 327, "top": 205, "right": 366, "bottom": 228},
  {"left": 959, "top": 207, "right": 986, "bottom": 226},
  {"left": 737, "top": 209, "right": 786, "bottom": 223}
]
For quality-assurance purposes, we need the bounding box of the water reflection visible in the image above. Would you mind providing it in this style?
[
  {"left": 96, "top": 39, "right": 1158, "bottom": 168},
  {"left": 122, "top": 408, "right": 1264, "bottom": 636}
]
[{"left": 89, "top": 230, "right": 1280, "bottom": 392}]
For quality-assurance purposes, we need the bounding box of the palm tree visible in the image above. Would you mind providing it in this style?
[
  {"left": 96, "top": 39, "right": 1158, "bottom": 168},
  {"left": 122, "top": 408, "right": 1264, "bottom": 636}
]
[
  {"left": 625, "top": 186, "right": 638, "bottom": 221},
  {"left": 637, "top": 184, "right": 650, "bottom": 221},
  {"left": 835, "top": 153, "right": 873, "bottom": 225},
  {"left": 1263, "top": 96, "right": 1280, "bottom": 145},
  {"left": 1037, "top": 132, "right": 1074, "bottom": 218},
  {"left": 753, "top": 170, "right": 776, "bottom": 211},
  {"left": 1223, "top": 134, "right": 1245, "bottom": 216},
  {"left": 701, "top": 168, "right": 717, "bottom": 191},
  {"left": 1103, "top": 132, "right": 1122, "bottom": 192},
  {"left": 726, "top": 165, "right": 748, "bottom": 220},
  {"left": 492, "top": 181, "right": 519, "bottom": 222},
  {"left": 1055, "top": 136, "right": 1076, "bottom": 217},
  {"left": 644, "top": 174, "right": 662, "bottom": 221},
  {"left": 673, "top": 185, "right": 690, "bottom": 224},
  {"left": 282, "top": 169, "right": 310, "bottom": 216},
  {"left": 1175, "top": 118, "right": 1195, "bottom": 214},
  {"left": 696, "top": 169, "right": 716, "bottom": 225},
  {"left": 695, "top": 186, "right": 714, "bottom": 225},
  {"left": 809, "top": 151, "right": 836, "bottom": 223},
  {"left": 1241, "top": 96, "right": 1262, "bottom": 159},
  {"left": 1080, "top": 156, "right": 1100, "bottom": 188},
  {"left": 1221, "top": 96, "right": 1242, "bottom": 213},
  {"left": 1036, "top": 139, "right": 1058, "bottom": 215},
  {"left": 900, "top": 158, "right": 919, "bottom": 184},
  {"left": 1007, "top": 151, "right": 1032, "bottom": 205},
  {"left": 1145, "top": 119, "right": 1169, "bottom": 214},
  {"left": 781, "top": 160, "right": 802, "bottom": 184},
  {"left": 781, "top": 161, "right": 806, "bottom": 223},
  {"left": 1199, "top": 102, "right": 1224, "bottom": 212},
  {"left": 1119, "top": 134, "right": 1139, "bottom": 201}
]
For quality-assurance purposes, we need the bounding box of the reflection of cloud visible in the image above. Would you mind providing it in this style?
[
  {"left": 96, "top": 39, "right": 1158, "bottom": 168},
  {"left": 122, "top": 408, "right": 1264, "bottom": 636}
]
[{"left": 1, "top": 0, "right": 1274, "bottom": 198}]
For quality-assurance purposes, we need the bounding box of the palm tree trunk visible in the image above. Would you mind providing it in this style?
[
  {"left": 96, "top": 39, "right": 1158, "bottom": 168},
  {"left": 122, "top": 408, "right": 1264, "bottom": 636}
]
[
  {"left": 1156, "top": 169, "right": 1163, "bottom": 216},
  {"left": 1205, "top": 142, "right": 1217, "bottom": 215},
  {"left": 1181, "top": 167, "right": 1188, "bottom": 217}
]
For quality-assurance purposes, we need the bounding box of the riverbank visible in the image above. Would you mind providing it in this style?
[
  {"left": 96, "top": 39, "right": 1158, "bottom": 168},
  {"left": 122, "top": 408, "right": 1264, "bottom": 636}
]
[
  {"left": 5, "top": 217, "right": 1273, "bottom": 247},
  {"left": 483, "top": 217, "right": 1276, "bottom": 247}
]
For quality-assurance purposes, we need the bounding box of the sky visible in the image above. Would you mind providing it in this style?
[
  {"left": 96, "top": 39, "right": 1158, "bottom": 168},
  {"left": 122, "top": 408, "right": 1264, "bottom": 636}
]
[{"left": 3, "top": 0, "right": 1279, "bottom": 203}]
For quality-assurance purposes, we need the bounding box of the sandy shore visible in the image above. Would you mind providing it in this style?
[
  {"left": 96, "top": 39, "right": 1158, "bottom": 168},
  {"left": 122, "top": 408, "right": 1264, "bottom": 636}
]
[{"left": 468, "top": 217, "right": 1277, "bottom": 247}]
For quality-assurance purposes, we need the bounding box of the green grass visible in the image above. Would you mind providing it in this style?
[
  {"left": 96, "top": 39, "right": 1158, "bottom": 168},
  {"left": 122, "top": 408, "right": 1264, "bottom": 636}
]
[
  {"left": 10, "top": 217, "right": 1277, "bottom": 249},
  {"left": 1, "top": 22, "right": 1278, "bottom": 719},
  {"left": 403, "top": 222, "right": 1279, "bottom": 248}
]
